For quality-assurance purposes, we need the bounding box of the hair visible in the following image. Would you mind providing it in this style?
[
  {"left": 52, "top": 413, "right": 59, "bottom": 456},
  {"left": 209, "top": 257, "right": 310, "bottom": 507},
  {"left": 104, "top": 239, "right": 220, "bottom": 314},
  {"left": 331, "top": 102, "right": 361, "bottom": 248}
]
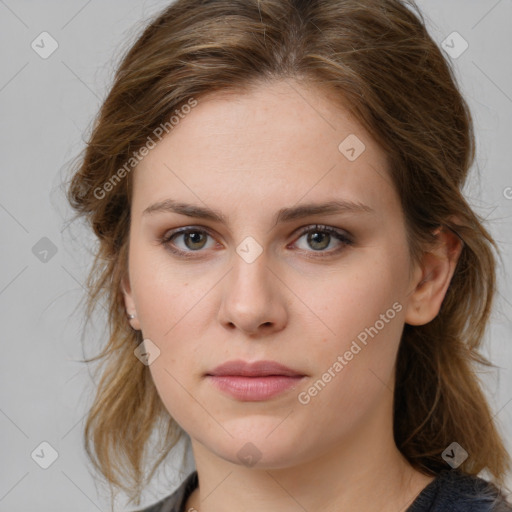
[{"left": 65, "top": 0, "right": 511, "bottom": 506}]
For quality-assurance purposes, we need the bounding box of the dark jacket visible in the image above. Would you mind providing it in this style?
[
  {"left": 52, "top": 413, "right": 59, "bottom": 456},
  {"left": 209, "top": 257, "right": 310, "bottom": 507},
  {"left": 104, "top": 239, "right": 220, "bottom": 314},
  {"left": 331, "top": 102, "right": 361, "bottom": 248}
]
[{"left": 133, "top": 469, "right": 512, "bottom": 512}]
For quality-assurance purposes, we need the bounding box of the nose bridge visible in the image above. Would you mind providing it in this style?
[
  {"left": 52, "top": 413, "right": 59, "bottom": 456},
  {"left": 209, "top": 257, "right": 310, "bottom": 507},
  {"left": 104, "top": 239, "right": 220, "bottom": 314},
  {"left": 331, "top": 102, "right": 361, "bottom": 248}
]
[
  {"left": 229, "top": 244, "right": 274, "bottom": 309},
  {"left": 218, "top": 240, "right": 287, "bottom": 334}
]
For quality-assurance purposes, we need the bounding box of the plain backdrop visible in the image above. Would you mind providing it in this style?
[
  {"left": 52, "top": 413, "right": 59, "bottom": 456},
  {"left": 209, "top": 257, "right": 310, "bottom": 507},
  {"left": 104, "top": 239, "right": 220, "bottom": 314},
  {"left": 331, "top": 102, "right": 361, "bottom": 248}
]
[{"left": 1, "top": 0, "right": 511, "bottom": 510}]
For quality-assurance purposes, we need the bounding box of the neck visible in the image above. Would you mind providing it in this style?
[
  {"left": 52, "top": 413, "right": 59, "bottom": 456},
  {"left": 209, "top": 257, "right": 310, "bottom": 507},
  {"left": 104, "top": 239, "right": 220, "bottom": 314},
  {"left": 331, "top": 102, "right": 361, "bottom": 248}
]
[{"left": 184, "top": 402, "right": 434, "bottom": 512}]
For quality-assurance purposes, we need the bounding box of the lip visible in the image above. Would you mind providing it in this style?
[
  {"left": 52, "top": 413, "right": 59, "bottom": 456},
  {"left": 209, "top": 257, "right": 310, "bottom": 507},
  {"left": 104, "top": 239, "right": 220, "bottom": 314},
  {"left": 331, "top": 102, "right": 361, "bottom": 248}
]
[
  {"left": 206, "top": 359, "right": 304, "bottom": 378},
  {"left": 206, "top": 375, "right": 304, "bottom": 401},
  {"left": 205, "top": 360, "right": 306, "bottom": 401}
]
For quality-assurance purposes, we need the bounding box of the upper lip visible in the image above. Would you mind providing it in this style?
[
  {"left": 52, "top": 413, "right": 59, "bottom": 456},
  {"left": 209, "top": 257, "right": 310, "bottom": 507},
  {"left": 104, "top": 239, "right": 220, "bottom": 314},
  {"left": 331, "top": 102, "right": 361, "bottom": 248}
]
[{"left": 206, "top": 360, "right": 305, "bottom": 377}]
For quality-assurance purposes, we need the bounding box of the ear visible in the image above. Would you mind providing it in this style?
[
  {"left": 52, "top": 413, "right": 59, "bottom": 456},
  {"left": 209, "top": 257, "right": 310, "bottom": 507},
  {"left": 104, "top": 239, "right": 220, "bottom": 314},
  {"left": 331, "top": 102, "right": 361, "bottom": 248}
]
[
  {"left": 121, "top": 273, "right": 141, "bottom": 330},
  {"left": 404, "top": 224, "right": 463, "bottom": 326}
]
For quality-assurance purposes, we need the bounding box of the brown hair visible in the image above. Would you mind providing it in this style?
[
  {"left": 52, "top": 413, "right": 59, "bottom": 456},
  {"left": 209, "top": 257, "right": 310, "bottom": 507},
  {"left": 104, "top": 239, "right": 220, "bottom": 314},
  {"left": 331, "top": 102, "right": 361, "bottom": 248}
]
[{"left": 65, "top": 0, "right": 511, "bottom": 505}]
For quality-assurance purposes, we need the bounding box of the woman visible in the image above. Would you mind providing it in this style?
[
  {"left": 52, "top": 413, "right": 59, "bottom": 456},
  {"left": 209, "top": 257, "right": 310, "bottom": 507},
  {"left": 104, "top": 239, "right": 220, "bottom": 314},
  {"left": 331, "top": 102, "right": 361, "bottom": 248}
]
[{"left": 65, "top": 0, "right": 512, "bottom": 510}]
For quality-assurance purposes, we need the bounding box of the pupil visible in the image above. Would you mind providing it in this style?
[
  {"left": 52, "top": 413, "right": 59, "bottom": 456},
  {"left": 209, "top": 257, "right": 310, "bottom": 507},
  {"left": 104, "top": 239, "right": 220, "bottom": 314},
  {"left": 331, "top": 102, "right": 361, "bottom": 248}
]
[
  {"left": 309, "top": 232, "right": 329, "bottom": 250},
  {"left": 187, "top": 232, "right": 205, "bottom": 249}
]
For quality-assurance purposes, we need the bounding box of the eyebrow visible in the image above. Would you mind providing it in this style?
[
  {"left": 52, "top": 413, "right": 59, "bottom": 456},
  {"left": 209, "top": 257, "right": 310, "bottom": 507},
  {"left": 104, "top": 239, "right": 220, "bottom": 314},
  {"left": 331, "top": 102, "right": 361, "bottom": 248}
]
[{"left": 142, "top": 198, "right": 375, "bottom": 225}]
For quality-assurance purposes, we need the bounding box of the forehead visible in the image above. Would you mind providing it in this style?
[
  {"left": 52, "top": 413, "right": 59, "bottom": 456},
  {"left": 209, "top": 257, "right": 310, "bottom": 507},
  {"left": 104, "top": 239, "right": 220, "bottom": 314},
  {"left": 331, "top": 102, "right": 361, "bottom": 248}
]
[{"left": 132, "top": 80, "right": 399, "bottom": 221}]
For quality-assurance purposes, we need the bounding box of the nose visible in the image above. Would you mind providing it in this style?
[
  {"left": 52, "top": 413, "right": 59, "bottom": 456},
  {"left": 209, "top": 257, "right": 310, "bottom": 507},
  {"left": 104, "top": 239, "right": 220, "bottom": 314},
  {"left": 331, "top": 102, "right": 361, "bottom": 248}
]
[{"left": 217, "top": 249, "right": 288, "bottom": 336}]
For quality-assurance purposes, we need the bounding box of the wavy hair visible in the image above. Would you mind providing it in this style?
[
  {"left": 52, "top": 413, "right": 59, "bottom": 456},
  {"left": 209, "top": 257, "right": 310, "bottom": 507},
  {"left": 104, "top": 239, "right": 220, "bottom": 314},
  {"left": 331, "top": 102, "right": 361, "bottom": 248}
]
[{"left": 65, "top": 0, "right": 511, "bottom": 505}]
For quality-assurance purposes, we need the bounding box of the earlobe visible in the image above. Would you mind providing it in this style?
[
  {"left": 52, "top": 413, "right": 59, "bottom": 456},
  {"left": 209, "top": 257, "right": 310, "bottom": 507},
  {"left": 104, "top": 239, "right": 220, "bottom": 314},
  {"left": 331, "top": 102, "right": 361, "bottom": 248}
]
[{"left": 404, "top": 225, "right": 463, "bottom": 326}]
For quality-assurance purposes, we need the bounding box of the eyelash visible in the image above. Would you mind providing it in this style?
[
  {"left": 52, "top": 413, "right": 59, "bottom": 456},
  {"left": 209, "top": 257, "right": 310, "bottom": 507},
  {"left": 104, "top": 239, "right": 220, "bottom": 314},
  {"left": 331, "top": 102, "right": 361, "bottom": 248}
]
[{"left": 158, "top": 224, "right": 354, "bottom": 260}]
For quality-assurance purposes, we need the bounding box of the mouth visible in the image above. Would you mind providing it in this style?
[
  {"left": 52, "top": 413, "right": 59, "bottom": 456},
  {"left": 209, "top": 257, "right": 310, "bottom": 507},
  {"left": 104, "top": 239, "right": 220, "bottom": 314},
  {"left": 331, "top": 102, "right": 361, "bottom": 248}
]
[
  {"left": 205, "top": 360, "right": 306, "bottom": 401},
  {"left": 206, "top": 359, "right": 305, "bottom": 378}
]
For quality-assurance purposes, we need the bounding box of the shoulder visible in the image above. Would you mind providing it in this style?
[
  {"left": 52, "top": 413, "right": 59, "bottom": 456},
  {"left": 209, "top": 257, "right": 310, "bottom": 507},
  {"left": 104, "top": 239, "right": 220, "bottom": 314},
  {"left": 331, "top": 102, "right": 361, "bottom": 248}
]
[
  {"left": 132, "top": 471, "right": 198, "bottom": 512},
  {"left": 409, "top": 469, "right": 512, "bottom": 512}
]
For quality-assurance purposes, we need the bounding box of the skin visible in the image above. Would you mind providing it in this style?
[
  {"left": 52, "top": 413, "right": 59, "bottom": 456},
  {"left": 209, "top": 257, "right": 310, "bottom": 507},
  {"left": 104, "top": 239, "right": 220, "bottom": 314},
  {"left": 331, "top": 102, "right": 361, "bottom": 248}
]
[{"left": 122, "top": 79, "right": 462, "bottom": 512}]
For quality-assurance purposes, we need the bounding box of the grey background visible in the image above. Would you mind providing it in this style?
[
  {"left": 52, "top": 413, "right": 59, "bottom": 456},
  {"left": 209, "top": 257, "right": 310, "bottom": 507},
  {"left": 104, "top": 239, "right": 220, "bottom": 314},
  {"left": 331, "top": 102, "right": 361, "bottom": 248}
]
[{"left": 0, "top": 0, "right": 511, "bottom": 510}]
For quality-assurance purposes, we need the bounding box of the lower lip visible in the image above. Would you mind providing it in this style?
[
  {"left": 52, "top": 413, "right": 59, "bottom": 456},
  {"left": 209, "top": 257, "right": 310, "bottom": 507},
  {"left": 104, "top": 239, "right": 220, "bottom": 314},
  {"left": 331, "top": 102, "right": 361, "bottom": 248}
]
[{"left": 206, "top": 375, "right": 304, "bottom": 401}]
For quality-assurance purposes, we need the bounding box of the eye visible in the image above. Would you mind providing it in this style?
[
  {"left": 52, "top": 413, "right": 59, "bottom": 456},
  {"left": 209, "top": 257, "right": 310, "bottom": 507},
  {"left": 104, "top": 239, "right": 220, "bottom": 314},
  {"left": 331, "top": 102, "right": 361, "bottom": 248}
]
[
  {"left": 159, "top": 227, "right": 217, "bottom": 258},
  {"left": 291, "top": 224, "right": 353, "bottom": 256},
  {"left": 159, "top": 224, "right": 353, "bottom": 259}
]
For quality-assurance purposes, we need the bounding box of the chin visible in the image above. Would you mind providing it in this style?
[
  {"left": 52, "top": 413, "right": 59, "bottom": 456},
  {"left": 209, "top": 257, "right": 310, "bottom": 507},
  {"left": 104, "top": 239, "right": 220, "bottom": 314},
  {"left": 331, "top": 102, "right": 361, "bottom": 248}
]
[{"left": 204, "top": 430, "right": 305, "bottom": 470}]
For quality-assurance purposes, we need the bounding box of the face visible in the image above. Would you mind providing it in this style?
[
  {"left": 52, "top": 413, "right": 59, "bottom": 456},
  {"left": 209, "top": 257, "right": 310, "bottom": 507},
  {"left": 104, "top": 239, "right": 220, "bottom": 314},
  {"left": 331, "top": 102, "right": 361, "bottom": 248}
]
[{"left": 122, "top": 80, "right": 421, "bottom": 469}]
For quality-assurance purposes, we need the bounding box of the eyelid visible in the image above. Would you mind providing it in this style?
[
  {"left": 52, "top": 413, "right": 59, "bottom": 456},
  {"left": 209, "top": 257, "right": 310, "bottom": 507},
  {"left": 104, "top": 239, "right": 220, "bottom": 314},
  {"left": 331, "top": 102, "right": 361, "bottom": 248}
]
[{"left": 292, "top": 224, "right": 353, "bottom": 243}]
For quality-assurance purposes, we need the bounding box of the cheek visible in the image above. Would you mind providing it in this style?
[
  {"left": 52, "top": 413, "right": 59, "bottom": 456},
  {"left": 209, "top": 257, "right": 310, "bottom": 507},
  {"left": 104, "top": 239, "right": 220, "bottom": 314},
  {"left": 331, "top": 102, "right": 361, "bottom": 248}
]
[
  {"left": 129, "top": 248, "right": 218, "bottom": 373},
  {"left": 314, "top": 259, "right": 405, "bottom": 338},
  {"left": 297, "top": 285, "right": 404, "bottom": 443},
  {"left": 303, "top": 249, "right": 407, "bottom": 388},
  {"left": 130, "top": 246, "right": 199, "bottom": 334}
]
